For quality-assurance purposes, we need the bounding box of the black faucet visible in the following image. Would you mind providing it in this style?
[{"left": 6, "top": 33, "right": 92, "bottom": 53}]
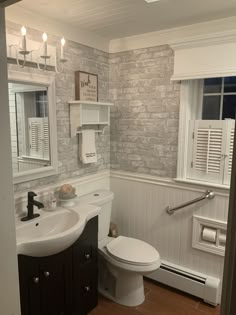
[{"left": 21, "top": 191, "right": 44, "bottom": 222}]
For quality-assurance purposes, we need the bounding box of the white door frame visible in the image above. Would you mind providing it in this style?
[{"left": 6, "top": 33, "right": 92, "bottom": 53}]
[{"left": 0, "top": 6, "right": 21, "bottom": 315}]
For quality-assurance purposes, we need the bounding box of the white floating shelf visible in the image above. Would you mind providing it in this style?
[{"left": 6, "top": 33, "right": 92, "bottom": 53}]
[{"left": 68, "top": 100, "right": 113, "bottom": 137}]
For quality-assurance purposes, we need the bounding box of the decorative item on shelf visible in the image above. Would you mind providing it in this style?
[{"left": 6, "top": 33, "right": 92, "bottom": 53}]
[
  {"left": 57, "top": 184, "right": 77, "bottom": 207},
  {"left": 75, "top": 71, "right": 98, "bottom": 101},
  {"left": 9, "top": 26, "right": 68, "bottom": 73}
]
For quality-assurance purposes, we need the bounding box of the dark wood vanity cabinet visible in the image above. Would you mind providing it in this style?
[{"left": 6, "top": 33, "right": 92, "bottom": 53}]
[
  {"left": 72, "top": 216, "right": 98, "bottom": 315},
  {"left": 18, "top": 216, "right": 98, "bottom": 315},
  {"left": 18, "top": 249, "right": 72, "bottom": 315}
]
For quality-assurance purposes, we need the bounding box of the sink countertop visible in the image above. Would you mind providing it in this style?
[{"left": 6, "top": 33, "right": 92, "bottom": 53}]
[
  {"left": 16, "top": 202, "right": 100, "bottom": 230},
  {"left": 15, "top": 201, "right": 101, "bottom": 257}
]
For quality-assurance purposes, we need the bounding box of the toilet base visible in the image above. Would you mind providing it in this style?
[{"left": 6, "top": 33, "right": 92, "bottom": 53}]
[{"left": 99, "top": 256, "right": 145, "bottom": 306}]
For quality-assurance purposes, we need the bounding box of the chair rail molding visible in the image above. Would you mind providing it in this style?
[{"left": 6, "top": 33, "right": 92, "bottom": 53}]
[{"left": 110, "top": 170, "right": 229, "bottom": 197}]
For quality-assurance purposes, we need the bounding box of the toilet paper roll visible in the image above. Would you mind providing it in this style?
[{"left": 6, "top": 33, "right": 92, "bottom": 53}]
[
  {"left": 219, "top": 233, "right": 226, "bottom": 245},
  {"left": 202, "top": 227, "right": 217, "bottom": 243}
]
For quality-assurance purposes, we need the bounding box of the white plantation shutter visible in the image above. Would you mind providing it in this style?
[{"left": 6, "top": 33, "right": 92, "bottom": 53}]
[
  {"left": 43, "top": 118, "right": 49, "bottom": 160},
  {"left": 187, "top": 120, "right": 225, "bottom": 184},
  {"left": 29, "top": 117, "right": 49, "bottom": 160},
  {"left": 223, "top": 121, "right": 235, "bottom": 185}
]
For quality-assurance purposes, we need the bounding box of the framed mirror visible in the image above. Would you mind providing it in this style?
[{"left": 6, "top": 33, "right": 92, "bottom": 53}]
[{"left": 8, "top": 71, "right": 58, "bottom": 184}]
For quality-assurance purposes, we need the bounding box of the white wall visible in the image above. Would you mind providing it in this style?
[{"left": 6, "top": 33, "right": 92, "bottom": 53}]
[
  {"left": 111, "top": 171, "right": 228, "bottom": 296},
  {"left": 8, "top": 89, "right": 18, "bottom": 173},
  {"left": 0, "top": 7, "right": 21, "bottom": 315}
]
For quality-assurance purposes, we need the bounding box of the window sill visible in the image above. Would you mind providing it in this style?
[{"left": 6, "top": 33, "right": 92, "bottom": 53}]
[
  {"left": 19, "top": 155, "right": 50, "bottom": 162},
  {"left": 174, "top": 178, "right": 230, "bottom": 193}
]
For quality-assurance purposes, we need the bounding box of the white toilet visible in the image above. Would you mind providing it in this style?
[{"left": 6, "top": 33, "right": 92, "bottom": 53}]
[{"left": 80, "top": 190, "right": 161, "bottom": 307}]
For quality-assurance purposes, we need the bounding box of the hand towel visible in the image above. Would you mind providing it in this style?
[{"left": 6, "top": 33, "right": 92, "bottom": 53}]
[{"left": 79, "top": 130, "right": 97, "bottom": 164}]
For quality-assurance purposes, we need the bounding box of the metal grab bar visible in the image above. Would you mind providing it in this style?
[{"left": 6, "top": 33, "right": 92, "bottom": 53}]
[{"left": 166, "top": 190, "right": 215, "bottom": 215}]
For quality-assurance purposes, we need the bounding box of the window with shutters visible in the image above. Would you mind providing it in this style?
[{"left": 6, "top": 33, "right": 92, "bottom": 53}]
[
  {"left": 187, "top": 120, "right": 234, "bottom": 186},
  {"left": 177, "top": 77, "right": 236, "bottom": 188}
]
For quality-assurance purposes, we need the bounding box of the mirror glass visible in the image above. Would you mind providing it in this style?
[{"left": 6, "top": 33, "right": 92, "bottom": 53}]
[{"left": 8, "top": 81, "right": 51, "bottom": 175}]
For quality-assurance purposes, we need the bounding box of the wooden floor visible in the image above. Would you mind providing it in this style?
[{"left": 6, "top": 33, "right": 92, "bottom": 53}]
[{"left": 90, "top": 279, "right": 220, "bottom": 315}]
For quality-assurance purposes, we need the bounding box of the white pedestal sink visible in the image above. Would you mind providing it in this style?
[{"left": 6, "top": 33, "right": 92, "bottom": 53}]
[{"left": 16, "top": 202, "right": 100, "bottom": 257}]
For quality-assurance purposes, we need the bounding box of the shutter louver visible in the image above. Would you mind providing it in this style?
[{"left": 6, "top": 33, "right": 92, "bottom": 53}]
[
  {"left": 29, "top": 117, "right": 50, "bottom": 160},
  {"left": 223, "top": 120, "right": 235, "bottom": 185},
  {"left": 206, "top": 129, "right": 222, "bottom": 174},
  {"left": 43, "top": 118, "right": 50, "bottom": 160},
  {"left": 228, "top": 129, "right": 234, "bottom": 173}
]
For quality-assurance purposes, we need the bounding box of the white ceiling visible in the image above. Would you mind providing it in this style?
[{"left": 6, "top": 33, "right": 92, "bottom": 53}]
[{"left": 15, "top": 0, "right": 236, "bottom": 39}]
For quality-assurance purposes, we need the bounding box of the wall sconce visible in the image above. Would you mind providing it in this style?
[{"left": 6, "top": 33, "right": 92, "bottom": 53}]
[{"left": 10, "top": 26, "right": 68, "bottom": 73}]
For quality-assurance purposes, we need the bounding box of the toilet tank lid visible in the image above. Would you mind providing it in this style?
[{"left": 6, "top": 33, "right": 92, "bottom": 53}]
[{"left": 79, "top": 190, "right": 114, "bottom": 206}]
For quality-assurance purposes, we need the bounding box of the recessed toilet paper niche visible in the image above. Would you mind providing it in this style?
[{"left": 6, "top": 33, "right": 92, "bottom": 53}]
[{"left": 192, "top": 215, "right": 227, "bottom": 256}]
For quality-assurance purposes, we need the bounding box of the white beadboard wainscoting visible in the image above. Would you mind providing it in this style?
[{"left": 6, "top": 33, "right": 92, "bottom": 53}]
[{"left": 110, "top": 171, "right": 229, "bottom": 303}]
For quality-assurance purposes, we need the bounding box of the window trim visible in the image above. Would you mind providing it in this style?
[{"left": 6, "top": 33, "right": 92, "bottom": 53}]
[{"left": 176, "top": 80, "right": 231, "bottom": 190}]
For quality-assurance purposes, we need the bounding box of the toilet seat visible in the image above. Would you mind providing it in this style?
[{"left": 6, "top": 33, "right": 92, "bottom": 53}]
[{"left": 106, "top": 236, "right": 160, "bottom": 266}]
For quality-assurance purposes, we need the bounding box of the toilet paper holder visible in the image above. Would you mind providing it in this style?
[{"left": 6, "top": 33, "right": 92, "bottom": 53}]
[{"left": 193, "top": 215, "right": 227, "bottom": 256}]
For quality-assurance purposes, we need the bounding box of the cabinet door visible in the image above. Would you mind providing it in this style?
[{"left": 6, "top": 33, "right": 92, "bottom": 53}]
[
  {"left": 39, "top": 248, "right": 72, "bottom": 315},
  {"left": 72, "top": 216, "right": 98, "bottom": 315},
  {"left": 18, "top": 255, "right": 41, "bottom": 315}
]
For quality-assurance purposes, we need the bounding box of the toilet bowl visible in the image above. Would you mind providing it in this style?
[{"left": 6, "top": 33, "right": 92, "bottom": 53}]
[
  {"left": 79, "top": 190, "right": 161, "bottom": 306},
  {"left": 98, "top": 236, "right": 160, "bottom": 306}
]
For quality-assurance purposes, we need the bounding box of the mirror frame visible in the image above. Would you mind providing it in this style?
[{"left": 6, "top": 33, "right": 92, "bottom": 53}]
[{"left": 8, "top": 70, "right": 58, "bottom": 184}]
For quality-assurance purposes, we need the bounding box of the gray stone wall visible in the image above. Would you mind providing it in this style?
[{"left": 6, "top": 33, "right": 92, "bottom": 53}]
[
  {"left": 7, "top": 21, "right": 181, "bottom": 193},
  {"left": 109, "top": 45, "right": 180, "bottom": 178},
  {"left": 6, "top": 22, "right": 110, "bottom": 192}
]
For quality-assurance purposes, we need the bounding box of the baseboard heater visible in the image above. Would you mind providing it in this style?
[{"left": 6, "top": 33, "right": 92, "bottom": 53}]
[{"left": 146, "top": 260, "right": 221, "bottom": 306}]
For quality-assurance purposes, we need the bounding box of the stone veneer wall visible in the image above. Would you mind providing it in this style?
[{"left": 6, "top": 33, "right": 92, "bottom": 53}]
[
  {"left": 109, "top": 45, "right": 180, "bottom": 178},
  {"left": 7, "top": 21, "right": 181, "bottom": 192},
  {"left": 6, "top": 22, "right": 110, "bottom": 192}
]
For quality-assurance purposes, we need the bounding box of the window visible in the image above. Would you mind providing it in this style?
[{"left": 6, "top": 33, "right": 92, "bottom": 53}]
[
  {"left": 177, "top": 77, "right": 235, "bottom": 187},
  {"left": 202, "top": 77, "right": 236, "bottom": 120}
]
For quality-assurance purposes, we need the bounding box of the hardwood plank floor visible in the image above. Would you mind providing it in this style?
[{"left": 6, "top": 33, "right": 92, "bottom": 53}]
[{"left": 90, "top": 279, "right": 220, "bottom": 315}]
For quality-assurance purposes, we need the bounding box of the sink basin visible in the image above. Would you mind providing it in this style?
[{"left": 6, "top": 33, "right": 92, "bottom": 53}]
[
  {"left": 16, "top": 202, "right": 101, "bottom": 257},
  {"left": 16, "top": 207, "right": 81, "bottom": 257},
  {"left": 15, "top": 200, "right": 101, "bottom": 257}
]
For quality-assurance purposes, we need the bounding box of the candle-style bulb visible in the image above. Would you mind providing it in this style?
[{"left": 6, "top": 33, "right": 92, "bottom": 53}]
[
  {"left": 42, "top": 32, "right": 48, "bottom": 42},
  {"left": 61, "top": 37, "right": 66, "bottom": 47},
  {"left": 21, "top": 26, "right": 27, "bottom": 36}
]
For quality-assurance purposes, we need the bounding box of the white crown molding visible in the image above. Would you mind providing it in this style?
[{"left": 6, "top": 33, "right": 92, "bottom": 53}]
[
  {"left": 170, "top": 31, "right": 236, "bottom": 50},
  {"left": 171, "top": 68, "right": 236, "bottom": 81},
  {"left": 5, "top": 5, "right": 110, "bottom": 52},
  {"left": 109, "top": 16, "right": 236, "bottom": 53}
]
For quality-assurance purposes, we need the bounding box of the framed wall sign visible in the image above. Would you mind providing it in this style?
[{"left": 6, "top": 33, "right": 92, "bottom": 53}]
[{"left": 75, "top": 71, "right": 98, "bottom": 102}]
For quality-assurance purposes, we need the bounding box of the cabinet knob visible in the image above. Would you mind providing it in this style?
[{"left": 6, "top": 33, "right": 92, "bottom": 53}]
[
  {"left": 33, "top": 277, "right": 39, "bottom": 284},
  {"left": 84, "top": 286, "right": 90, "bottom": 292},
  {"left": 43, "top": 271, "right": 50, "bottom": 278},
  {"left": 85, "top": 253, "right": 91, "bottom": 260}
]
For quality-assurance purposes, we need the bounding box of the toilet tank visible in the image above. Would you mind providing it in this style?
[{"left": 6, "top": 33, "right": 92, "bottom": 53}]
[{"left": 79, "top": 190, "right": 114, "bottom": 242}]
